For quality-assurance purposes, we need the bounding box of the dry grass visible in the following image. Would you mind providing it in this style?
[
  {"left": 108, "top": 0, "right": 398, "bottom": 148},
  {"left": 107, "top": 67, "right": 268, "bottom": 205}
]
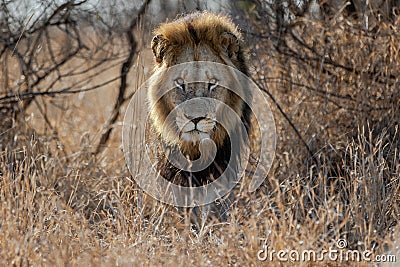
[{"left": 1, "top": 10, "right": 400, "bottom": 267}]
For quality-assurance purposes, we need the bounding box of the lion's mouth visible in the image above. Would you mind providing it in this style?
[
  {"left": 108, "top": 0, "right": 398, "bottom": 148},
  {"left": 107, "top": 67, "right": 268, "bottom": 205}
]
[
  {"left": 176, "top": 119, "right": 214, "bottom": 144},
  {"left": 184, "top": 129, "right": 205, "bottom": 134},
  {"left": 180, "top": 130, "right": 211, "bottom": 144}
]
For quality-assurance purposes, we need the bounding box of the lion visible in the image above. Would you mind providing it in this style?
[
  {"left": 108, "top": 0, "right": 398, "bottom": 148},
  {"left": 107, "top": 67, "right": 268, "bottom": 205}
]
[{"left": 147, "top": 12, "right": 253, "bottom": 226}]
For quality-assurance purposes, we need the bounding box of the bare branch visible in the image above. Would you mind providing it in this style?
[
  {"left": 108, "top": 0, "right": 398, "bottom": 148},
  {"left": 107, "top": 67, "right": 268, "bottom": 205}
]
[{"left": 95, "top": 0, "right": 152, "bottom": 154}]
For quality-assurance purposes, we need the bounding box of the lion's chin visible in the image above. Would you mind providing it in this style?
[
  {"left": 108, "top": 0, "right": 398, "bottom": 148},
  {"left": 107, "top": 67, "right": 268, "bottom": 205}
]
[{"left": 180, "top": 130, "right": 211, "bottom": 144}]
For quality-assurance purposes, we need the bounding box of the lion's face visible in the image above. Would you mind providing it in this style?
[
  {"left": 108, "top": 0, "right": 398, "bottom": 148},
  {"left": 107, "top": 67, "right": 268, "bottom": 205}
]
[
  {"left": 164, "top": 60, "right": 228, "bottom": 144},
  {"left": 149, "top": 57, "right": 242, "bottom": 156},
  {"left": 148, "top": 13, "right": 249, "bottom": 157}
]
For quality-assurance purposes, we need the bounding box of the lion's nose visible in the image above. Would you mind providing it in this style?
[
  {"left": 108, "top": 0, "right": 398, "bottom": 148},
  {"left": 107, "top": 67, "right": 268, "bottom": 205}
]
[{"left": 190, "top": 117, "right": 206, "bottom": 125}]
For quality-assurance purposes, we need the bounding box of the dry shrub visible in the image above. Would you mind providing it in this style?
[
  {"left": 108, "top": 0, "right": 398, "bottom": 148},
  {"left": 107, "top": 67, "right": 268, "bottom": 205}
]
[{"left": 244, "top": 1, "right": 400, "bottom": 256}]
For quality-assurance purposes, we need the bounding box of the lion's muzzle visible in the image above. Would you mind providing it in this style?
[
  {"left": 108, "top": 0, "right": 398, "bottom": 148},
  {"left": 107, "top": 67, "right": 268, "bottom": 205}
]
[
  {"left": 176, "top": 115, "right": 216, "bottom": 143},
  {"left": 174, "top": 97, "right": 218, "bottom": 144}
]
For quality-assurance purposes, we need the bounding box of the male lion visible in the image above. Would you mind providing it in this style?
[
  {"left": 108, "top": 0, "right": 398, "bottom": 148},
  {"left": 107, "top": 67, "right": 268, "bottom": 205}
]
[{"left": 147, "top": 12, "right": 253, "bottom": 227}]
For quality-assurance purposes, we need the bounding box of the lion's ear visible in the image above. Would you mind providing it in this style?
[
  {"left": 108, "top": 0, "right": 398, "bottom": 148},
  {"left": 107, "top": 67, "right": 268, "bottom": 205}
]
[
  {"left": 151, "top": 34, "right": 168, "bottom": 63},
  {"left": 220, "top": 32, "right": 240, "bottom": 58}
]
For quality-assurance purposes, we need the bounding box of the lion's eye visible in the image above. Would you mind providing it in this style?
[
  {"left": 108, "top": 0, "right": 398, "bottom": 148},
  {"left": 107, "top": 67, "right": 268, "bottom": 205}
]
[
  {"left": 208, "top": 78, "right": 218, "bottom": 92},
  {"left": 175, "top": 78, "right": 185, "bottom": 91}
]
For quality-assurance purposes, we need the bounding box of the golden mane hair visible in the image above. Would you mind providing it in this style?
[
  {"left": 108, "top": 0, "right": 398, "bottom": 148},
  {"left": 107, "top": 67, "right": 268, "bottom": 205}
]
[{"left": 151, "top": 11, "right": 248, "bottom": 74}]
